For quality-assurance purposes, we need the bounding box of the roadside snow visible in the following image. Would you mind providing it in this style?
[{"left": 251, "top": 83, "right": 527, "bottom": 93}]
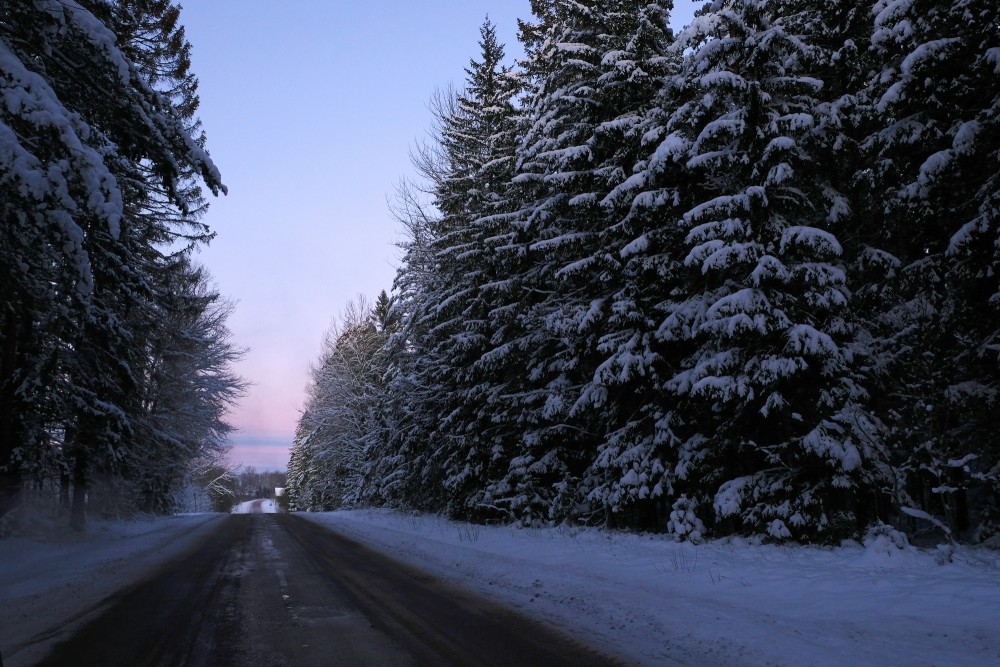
[
  {"left": 0, "top": 513, "right": 225, "bottom": 667},
  {"left": 300, "top": 510, "right": 1000, "bottom": 667},
  {"left": 2, "top": 508, "right": 995, "bottom": 666},
  {"left": 232, "top": 498, "right": 278, "bottom": 513}
]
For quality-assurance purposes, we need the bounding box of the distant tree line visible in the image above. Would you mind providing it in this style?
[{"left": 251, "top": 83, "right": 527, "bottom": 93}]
[
  {"left": 289, "top": 0, "right": 999, "bottom": 544},
  {"left": 232, "top": 467, "right": 287, "bottom": 504},
  {"left": 174, "top": 466, "right": 287, "bottom": 514},
  {"left": 0, "top": 0, "right": 245, "bottom": 529}
]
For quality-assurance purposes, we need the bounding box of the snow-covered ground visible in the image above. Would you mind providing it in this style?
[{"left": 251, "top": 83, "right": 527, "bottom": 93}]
[
  {"left": 0, "top": 513, "right": 224, "bottom": 667},
  {"left": 300, "top": 510, "right": 1000, "bottom": 667},
  {"left": 232, "top": 498, "right": 279, "bottom": 513},
  {"left": 1, "top": 508, "right": 996, "bottom": 666}
]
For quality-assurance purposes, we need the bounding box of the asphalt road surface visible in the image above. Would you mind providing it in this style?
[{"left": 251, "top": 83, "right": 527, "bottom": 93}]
[{"left": 36, "top": 514, "right": 618, "bottom": 666}]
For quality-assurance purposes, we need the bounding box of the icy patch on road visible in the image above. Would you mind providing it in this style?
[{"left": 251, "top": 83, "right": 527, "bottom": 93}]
[
  {"left": 299, "top": 510, "right": 1000, "bottom": 667},
  {"left": 0, "top": 513, "right": 225, "bottom": 666}
]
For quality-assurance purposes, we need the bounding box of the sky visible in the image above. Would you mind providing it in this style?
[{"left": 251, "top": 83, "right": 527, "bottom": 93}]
[{"left": 180, "top": 2, "right": 701, "bottom": 471}]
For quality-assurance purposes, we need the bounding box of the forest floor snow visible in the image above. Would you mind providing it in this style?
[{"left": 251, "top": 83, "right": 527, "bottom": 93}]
[
  {"left": 301, "top": 510, "right": 1000, "bottom": 667},
  {"left": 0, "top": 507, "right": 996, "bottom": 666}
]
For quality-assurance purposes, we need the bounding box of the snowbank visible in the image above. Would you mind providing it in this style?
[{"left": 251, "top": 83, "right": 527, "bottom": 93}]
[{"left": 300, "top": 510, "right": 1000, "bottom": 667}]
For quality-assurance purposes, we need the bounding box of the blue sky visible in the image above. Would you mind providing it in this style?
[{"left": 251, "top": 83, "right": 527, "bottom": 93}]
[{"left": 181, "top": 2, "right": 700, "bottom": 471}]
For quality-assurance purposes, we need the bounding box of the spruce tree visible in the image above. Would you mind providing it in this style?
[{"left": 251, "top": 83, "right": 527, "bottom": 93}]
[
  {"left": 568, "top": 1, "right": 682, "bottom": 528},
  {"left": 660, "top": 0, "right": 887, "bottom": 541},
  {"left": 376, "top": 19, "right": 521, "bottom": 518},
  {"left": 474, "top": 0, "right": 682, "bottom": 526},
  {"left": 471, "top": 0, "right": 614, "bottom": 524},
  {"left": 0, "top": 0, "right": 227, "bottom": 525},
  {"left": 861, "top": 0, "right": 1000, "bottom": 539},
  {"left": 427, "top": 18, "right": 521, "bottom": 517},
  {"left": 290, "top": 297, "right": 391, "bottom": 510}
]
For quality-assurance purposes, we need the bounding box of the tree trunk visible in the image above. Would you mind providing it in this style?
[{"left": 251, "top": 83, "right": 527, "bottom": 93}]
[
  {"left": 70, "top": 452, "right": 88, "bottom": 532},
  {"left": 950, "top": 466, "right": 970, "bottom": 534},
  {"left": 0, "top": 472, "right": 21, "bottom": 521},
  {"left": 0, "top": 308, "right": 23, "bottom": 520},
  {"left": 59, "top": 471, "right": 71, "bottom": 516}
]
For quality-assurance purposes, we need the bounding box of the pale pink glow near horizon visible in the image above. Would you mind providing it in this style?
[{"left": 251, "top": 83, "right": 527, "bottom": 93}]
[
  {"left": 227, "top": 444, "right": 295, "bottom": 472},
  {"left": 182, "top": 2, "right": 700, "bottom": 472}
]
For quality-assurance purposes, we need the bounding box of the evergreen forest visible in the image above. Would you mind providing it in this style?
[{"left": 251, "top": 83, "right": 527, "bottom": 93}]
[
  {"left": 0, "top": 0, "right": 244, "bottom": 528},
  {"left": 289, "top": 0, "right": 1000, "bottom": 544}
]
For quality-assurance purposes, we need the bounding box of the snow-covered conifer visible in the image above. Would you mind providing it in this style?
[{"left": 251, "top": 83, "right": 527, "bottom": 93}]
[
  {"left": 659, "top": 0, "right": 888, "bottom": 541},
  {"left": 290, "top": 297, "right": 390, "bottom": 511},
  {"left": 860, "top": 0, "right": 1000, "bottom": 539},
  {"left": 372, "top": 19, "right": 522, "bottom": 518},
  {"left": 0, "top": 0, "right": 227, "bottom": 526},
  {"left": 473, "top": 1, "right": 683, "bottom": 527}
]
